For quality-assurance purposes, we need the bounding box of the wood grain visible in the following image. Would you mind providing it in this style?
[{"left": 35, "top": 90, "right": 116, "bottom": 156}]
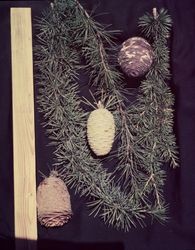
[{"left": 11, "top": 8, "right": 37, "bottom": 249}]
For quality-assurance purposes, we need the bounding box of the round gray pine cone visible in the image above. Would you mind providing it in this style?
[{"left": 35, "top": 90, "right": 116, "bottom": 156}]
[
  {"left": 118, "top": 37, "right": 154, "bottom": 77},
  {"left": 37, "top": 171, "right": 72, "bottom": 227}
]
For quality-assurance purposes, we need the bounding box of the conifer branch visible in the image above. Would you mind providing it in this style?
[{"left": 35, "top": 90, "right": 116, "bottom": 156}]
[{"left": 35, "top": 0, "right": 178, "bottom": 230}]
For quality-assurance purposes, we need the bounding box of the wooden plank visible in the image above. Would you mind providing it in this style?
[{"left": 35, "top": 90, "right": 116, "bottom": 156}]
[{"left": 11, "top": 8, "right": 37, "bottom": 249}]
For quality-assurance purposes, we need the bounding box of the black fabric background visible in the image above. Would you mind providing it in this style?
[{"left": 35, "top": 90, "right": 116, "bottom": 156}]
[{"left": 0, "top": 0, "right": 195, "bottom": 249}]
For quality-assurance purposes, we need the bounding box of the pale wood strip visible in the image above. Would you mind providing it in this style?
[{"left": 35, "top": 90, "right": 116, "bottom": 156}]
[{"left": 11, "top": 8, "right": 37, "bottom": 249}]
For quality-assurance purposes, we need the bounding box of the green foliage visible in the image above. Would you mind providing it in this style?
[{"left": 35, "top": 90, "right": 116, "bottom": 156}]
[{"left": 35, "top": 0, "right": 178, "bottom": 231}]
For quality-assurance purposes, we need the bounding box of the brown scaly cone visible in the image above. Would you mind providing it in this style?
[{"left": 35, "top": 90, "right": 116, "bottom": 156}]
[
  {"left": 37, "top": 171, "right": 73, "bottom": 227},
  {"left": 118, "top": 37, "right": 154, "bottom": 77}
]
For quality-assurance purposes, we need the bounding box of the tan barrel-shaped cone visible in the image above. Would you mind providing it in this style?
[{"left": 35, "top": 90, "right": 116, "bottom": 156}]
[
  {"left": 37, "top": 172, "right": 72, "bottom": 227},
  {"left": 87, "top": 106, "right": 115, "bottom": 156}
]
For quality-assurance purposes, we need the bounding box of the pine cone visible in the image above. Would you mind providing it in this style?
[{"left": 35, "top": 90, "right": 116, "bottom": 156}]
[
  {"left": 37, "top": 172, "right": 72, "bottom": 227},
  {"left": 87, "top": 102, "right": 115, "bottom": 156},
  {"left": 118, "top": 37, "right": 154, "bottom": 77}
]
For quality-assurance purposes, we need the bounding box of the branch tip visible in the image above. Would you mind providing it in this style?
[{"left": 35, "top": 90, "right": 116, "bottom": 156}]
[{"left": 153, "top": 8, "right": 158, "bottom": 19}]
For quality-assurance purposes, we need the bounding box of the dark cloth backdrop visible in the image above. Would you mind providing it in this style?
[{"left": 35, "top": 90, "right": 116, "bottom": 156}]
[{"left": 0, "top": 0, "right": 195, "bottom": 250}]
